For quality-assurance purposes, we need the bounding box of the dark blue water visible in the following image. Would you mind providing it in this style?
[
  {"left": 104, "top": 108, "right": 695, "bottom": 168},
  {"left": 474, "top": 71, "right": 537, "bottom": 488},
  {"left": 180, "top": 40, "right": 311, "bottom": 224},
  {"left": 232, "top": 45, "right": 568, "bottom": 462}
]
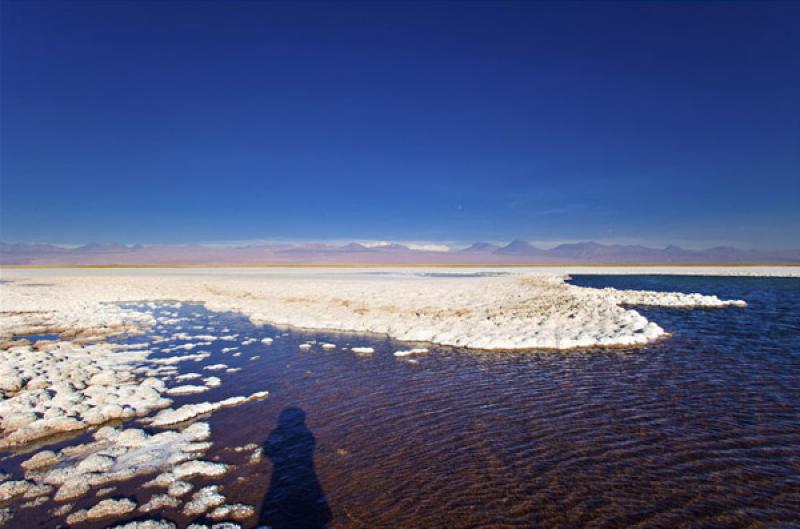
[
  {"left": 4, "top": 275, "right": 799, "bottom": 529},
  {"left": 570, "top": 274, "right": 800, "bottom": 371}
]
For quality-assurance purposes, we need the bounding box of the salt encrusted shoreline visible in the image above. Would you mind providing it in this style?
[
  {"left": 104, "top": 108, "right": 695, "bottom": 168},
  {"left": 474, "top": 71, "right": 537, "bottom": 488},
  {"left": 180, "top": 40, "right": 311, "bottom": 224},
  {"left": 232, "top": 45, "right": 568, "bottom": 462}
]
[
  {"left": 1, "top": 268, "right": 749, "bottom": 351},
  {"left": 0, "top": 267, "right": 784, "bottom": 527},
  {"left": 0, "top": 269, "right": 752, "bottom": 445},
  {"left": 0, "top": 302, "right": 268, "bottom": 527},
  {"left": 0, "top": 340, "right": 171, "bottom": 449}
]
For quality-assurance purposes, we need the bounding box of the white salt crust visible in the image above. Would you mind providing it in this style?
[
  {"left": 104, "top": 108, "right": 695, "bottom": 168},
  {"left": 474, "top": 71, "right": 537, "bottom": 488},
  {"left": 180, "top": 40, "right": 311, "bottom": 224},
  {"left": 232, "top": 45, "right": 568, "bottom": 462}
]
[
  {"left": 394, "top": 348, "right": 429, "bottom": 357},
  {"left": 204, "top": 376, "right": 222, "bottom": 388},
  {"left": 187, "top": 523, "right": 243, "bottom": 529},
  {"left": 0, "top": 265, "right": 755, "bottom": 519},
  {"left": 2, "top": 415, "right": 255, "bottom": 524},
  {"left": 20, "top": 422, "right": 214, "bottom": 501},
  {"left": 146, "top": 391, "right": 269, "bottom": 427},
  {"left": 183, "top": 485, "right": 225, "bottom": 516},
  {"left": 0, "top": 268, "right": 752, "bottom": 353},
  {"left": 208, "top": 503, "right": 255, "bottom": 521},
  {"left": 0, "top": 340, "right": 170, "bottom": 448},
  {"left": 166, "top": 384, "right": 210, "bottom": 396},
  {"left": 66, "top": 498, "right": 137, "bottom": 524},
  {"left": 109, "top": 521, "right": 176, "bottom": 529},
  {"left": 139, "top": 493, "right": 180, "bottom": 512}
]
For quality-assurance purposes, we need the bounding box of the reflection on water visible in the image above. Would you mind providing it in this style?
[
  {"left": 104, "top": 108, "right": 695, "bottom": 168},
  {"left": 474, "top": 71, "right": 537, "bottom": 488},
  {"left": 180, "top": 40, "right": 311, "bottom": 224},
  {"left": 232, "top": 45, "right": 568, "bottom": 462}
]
[{"left": 260, "top": 407, "right": 331, "bottom": 529}]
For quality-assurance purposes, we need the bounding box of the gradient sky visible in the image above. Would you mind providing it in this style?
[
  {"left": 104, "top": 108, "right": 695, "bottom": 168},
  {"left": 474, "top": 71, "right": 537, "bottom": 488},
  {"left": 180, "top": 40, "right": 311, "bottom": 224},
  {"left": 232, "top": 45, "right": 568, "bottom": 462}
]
[{"left": 2, "top": 1, "right": 799, "bottom": 248}]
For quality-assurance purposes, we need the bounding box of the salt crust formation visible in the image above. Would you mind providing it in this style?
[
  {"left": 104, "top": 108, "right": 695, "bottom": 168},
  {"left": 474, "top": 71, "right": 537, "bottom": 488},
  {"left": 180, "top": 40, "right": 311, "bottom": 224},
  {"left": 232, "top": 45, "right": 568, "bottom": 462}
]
[
  {"left": 4, "top": 419, "right": 259, "bottom": 527},
  {"left": 0, "top": 340, "right": 170, "bottom": 448},
  {"left": 146, "top": 391, "right": 269, "bottom": 427},
  {"left": 0, "top": 267, "right": 762, "bottom": 526},
  {"left": 0, "top": 268, "right": 752, "bottom": 352},
  {"left": 0, "top": 296, "right": 271, "bottom": 526},
  {"left": 20, "top": 422, "right": 214, "bottom": 501}
]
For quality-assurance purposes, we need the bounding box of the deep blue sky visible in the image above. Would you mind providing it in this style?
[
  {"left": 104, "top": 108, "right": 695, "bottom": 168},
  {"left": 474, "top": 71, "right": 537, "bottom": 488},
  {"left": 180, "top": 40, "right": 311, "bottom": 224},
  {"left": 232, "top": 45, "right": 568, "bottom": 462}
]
[{"left": 2, "top": 1, "right": 798, "bottom": 248}]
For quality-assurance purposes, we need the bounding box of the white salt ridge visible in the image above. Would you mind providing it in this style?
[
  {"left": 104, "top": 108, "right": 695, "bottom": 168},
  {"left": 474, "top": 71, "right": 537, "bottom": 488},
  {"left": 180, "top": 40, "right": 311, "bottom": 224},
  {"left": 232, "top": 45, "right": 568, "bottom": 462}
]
[
  {"left": 175, "top": 373, "right": 203, "bottom": 381},
  {"left": 66, "top": 498, "right": 137, "bottom": 524},
  {"left": 183, "top": 485, "right": 225, "bottom": 516},
  {"left": 186, "top": 522, "right": 244, "bottom": 529},
  {"left": 204, "top": 363, "right": 228, "bottom": 371},
  {"left": 147, "top": 391, "right": 269, "bottom": 427},
  {"left": 141, "top": 472, "right": 195, "bottom": 496},
  {"left": 208, "top": 503, "right": 255, "bottom": 521},
  {"left": 167, "top": 480, "right": 193, "bottom": 497},
  {"left": 321, "top": 343, "right": 336, "bottom": 349},
  {"left": 139, "top": 493, "right": 180, "bottom": 512},
  {"left": 20, "top": 495, "right": 48, "bottom": 509},
  {"left": 166, "top": 385, "right": 209, "bottom": 396},
  {"left": 110, "top": 521, "right": 176, "bottom": 529},
  {"left": 161, "top": 342, "right": 208, "bottom": 352},
  {"left": 149, "top": 352, "right": 210, "bottom": 365},
  {"left": 352, "top": 347, "right": 374, "bottom": 354},
  {"left": 298, "top": 344, "right": 312, "bottom": 350},
  {"left": 0, "top": 481, "right": 46, "bottom": 502},
  {"left": 204, "top": 376, "right": 222, "bottom": 387},
  {"left": 261, "top": 337, "right": 273, "bottom": 345},
  {"left": 173, "top": 460, "right": 228, "bottom": 479},
  {"left": 0, "top": 269, "right": 753, "bottom": 355},
  {"left": 394, "top": 348, "right": 429, "bottom": 357}
]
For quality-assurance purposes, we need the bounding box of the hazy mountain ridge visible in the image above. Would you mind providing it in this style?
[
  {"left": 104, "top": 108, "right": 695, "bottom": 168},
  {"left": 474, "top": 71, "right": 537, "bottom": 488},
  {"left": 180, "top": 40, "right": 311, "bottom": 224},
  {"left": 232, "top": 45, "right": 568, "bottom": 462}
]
[{"left": 2, "top": 240, "right": 799, "bottom": 265}]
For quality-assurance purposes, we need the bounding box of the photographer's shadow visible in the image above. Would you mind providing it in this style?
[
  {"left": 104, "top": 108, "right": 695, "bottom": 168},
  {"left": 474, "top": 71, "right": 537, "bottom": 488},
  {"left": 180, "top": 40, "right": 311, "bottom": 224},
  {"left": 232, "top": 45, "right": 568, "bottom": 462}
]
[{"left": 259, "top": 407, "right": 332, "bottom": 529}]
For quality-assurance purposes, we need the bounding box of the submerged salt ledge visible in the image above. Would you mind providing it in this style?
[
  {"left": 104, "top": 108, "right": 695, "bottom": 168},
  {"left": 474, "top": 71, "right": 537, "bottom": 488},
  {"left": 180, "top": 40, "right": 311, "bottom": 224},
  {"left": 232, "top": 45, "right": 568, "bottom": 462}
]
[{"left": 0, "top": 269, "right": 748, "bottom": 353}]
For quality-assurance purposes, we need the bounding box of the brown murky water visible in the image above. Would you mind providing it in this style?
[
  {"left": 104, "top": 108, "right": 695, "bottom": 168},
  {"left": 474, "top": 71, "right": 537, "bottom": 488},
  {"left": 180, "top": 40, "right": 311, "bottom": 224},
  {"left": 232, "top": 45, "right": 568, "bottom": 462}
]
[{"left": 2, "top": 275, "right": 799, "bottom": 528}]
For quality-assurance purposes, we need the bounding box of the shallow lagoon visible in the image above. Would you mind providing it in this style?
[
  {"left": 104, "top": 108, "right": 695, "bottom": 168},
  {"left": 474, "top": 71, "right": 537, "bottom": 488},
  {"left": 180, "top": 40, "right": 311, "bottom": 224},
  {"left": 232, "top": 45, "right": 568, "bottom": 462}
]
[{"left": 1, "top": 275, "right": 798, "bottom": 528}]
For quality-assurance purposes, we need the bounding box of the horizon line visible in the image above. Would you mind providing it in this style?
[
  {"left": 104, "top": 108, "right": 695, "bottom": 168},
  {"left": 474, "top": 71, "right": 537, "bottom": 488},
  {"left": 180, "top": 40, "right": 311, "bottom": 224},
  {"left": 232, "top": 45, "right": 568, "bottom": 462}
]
[
  {"left": 3, "top": 239, "right": 799, "bottom": 252},
  {"left": 3, "top": 263, "right": 800, "bottom": 270}
]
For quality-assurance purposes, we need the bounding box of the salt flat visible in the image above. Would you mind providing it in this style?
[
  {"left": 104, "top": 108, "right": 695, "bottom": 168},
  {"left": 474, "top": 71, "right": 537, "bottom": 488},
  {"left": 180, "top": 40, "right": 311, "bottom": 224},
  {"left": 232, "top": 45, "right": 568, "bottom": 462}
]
[
  {"left": 0, "top": 266, "right": 795, "bottom": 527},
  {"left": 2, "top": 266, "right": 784, "bottom": 351}
]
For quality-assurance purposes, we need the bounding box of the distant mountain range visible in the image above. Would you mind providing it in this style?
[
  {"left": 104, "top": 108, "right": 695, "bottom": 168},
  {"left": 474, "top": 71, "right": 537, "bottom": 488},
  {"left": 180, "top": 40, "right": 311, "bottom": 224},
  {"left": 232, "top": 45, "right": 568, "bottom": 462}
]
[{"left": 1, "top": 240, "right": 799, "bottom": 266}]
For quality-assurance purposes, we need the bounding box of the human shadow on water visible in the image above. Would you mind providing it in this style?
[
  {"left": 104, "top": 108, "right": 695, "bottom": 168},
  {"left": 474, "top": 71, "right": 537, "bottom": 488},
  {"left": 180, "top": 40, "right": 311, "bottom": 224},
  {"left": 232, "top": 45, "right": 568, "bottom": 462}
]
[{"left": 259, "top": 407, "right": 332, "bottom": 529}]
